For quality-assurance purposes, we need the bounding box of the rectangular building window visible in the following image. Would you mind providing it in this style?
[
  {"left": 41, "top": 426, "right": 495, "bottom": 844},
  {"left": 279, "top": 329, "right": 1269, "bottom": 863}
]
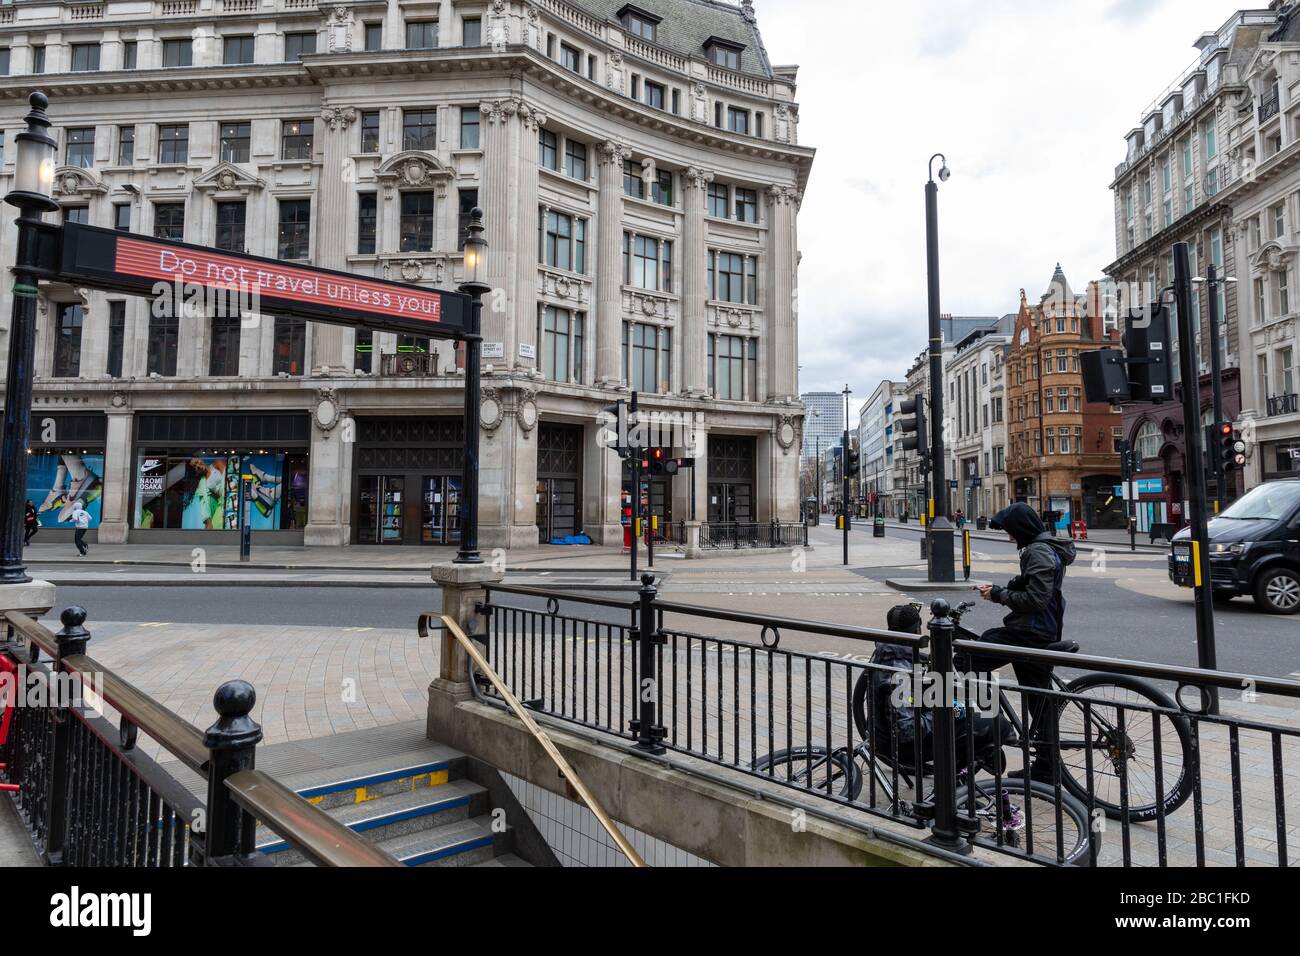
[
  {"left": 153, "top": 202, "right": 185, "bottom": 240},
  {"left": 215, "top": 200, "right": 246, "bottom": 252},
  {"left": 707, "top": 182, "right": 729, "bottom": 218},
  {"left": 285, "top": 32, "right": 317, "bottom": 61},
  {"left": 32, "top": 46, "right": 45, "bottom": 74},
  {"left": 399, "top": 191, "right": 434, "bottom": 252},
  {"left": 623, "top": 159, "right": 644, "bottom": 199},
  {"left": 540, "top": 306, "right": 585, "bottom": 383},
  {"left": 357, "top": 193, "right": 377, "bottom": 254},
  {"left": 277, "top": 199, "right": 311, "bottom": 259},
  {"left": 113, "top": 203, "right": 131, "bottom": 232},
  {"left": 539, "top": 128, "right": 558, "bottom": 170},
  {"left": 158, "top": 124, "right": 188, "bottom": 164},
  {"left": 223, "top": 35, "right": 255, "bottom": 65},
  {"left": 708, "top": 333, "right": 750, "bottom": 400},
  {"left": 360, "top": 110, "right": 380, "bottom": 153},
  {"left": 364, "top": 23, "right": 383, "bottom": 51},
  {"left": 726, "top": 107, "right": 750, "bottom": 135},
  {"left": 117, "top": 125, "right": 134, "bottom": 165},
  {"left": 70, "top": 43, "right": 100, "bottom": 72},
  {"left": 220, "top": 121, "right": 251, "bottom": 163},
  {"left": 624, "top": 322, "right": 669, "bottom": 393},
  {"left": 209, "top": 314, "right": 242, "bottom": 376},
  {"left": 565, "top": 139, "right": 587, "bottom": 180},
  {"left": 281, "top": 119, "right": 313, "bottom": 160},
  {"left": 354, "top": 328, "right": 373, "bottom": 373},
  {"left": 122, "top": 41, "right": 137, "bottom": 70},
  {"left": 162, "top": 39, "right": 192, "bottom": 68},
  {"left": 147, "top": 313, "right": 179, "bottom": 376},
  {"left": 624, "top": 234, "right": 671, "bottom": 291},
  {"left": 52, "top": 304, "right": 84, "bottom": 378},
  {"left": 651, "top": 170, "right": 672, "bottom": 206},
  {"left": 734, "top": 187, "right": 757, "bottom": 223},
  {"left": 462, "top": 18, "right": 482, "bottom": 47},
  {"left": 106, "top": 301, "right": 125, "bottom": 378},
  {"left": 403, "top": 109, "right": 437, "bottom": 151},
  {"left": 406, "top": 21, "right": 438, "bottom": 49},
  {"left": 560, "top": 43, "right": 581, "bottom": 73},
  {"left": 273, "top": 317, "right": 306, "bottom": 375},
  {"left": 0, "top": 48, "right": 12, "bottom": 76},
  {"left": 542, "top": 210, "right": 586, "bottom": 273},
  {"left": 645, "top": 81, "right": 665, "bottom": 110},
  {"left": 65, "top": 127, "right": 94, "bottom": 168},
  {"left": 458, "top": 188, "right": 477, "bottom": 250},
  {"left": 459, "top": 107, "right": 479, "bottom": 149}
]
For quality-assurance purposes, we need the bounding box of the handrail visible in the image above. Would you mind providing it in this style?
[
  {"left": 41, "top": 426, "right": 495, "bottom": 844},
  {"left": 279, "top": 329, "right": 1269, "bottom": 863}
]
[
  {"left": 434, "top": 613, "right": 646, "bottom": 867},
  {"left": 484, "top": 583, "right": 637, "bottom": 611},
  {"left": 5, "top": 611, "right": 208, "bottom": 772},
  {"left": 225, "top": 770, "right": 403, "bottom": 867}
]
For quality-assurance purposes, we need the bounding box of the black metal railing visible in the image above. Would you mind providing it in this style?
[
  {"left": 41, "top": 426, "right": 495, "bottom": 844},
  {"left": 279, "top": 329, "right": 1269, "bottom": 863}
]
[
  {"left": 0, "top": 607, "right": 399, "bottom": 867},
  {"left": 379, "top": 351, "right": 440, "bottom": 377},
  {"left": 1260, "top": 87, "right": 1281, "bottom": 122},
  {"left": 1267, "top": 393, "right": 1298, "bottom": 417},
  {"left": 475, "top": 581, "right": 1300, "bottom": 868},
  {"left": 699, "top": 521, "right": 808, "bottom": 549}
]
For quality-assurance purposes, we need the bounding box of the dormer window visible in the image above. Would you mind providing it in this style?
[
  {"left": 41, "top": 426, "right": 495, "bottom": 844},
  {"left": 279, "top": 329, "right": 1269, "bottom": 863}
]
[
  {"left": 703, "top": 37, "right": 744, "bottom": 70},
  {"left": 618, "top": 5, "right": 661, "bottom": 42}
]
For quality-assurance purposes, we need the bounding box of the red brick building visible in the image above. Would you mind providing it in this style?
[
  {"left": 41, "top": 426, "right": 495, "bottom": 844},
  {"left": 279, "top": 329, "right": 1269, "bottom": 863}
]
[{"left": 1005, "top": 267, "right": 1126, "bottom": 529}]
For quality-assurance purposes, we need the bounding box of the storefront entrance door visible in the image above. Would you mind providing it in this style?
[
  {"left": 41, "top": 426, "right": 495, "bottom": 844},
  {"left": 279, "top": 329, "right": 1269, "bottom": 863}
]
[
  {"left": 537, "top": 478, "right": 579, "bottom": 541},
  {"left": 708, "top": 483, "right": 752, "bottom": 523}
]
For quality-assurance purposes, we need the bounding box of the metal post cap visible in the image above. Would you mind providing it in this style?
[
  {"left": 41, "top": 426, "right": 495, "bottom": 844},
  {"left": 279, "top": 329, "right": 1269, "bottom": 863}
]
[
  {"left": 930, "top": 598, "right": 951, "bottom": 618},
  {"left": 640, "top": 572, "right": 656, "bottom": 587},
  {"left": 55, "top": 606, "right": 90, "bottom": 643},
  {"left": 204, "top": 680, "right": 263, "bottom": 749}
]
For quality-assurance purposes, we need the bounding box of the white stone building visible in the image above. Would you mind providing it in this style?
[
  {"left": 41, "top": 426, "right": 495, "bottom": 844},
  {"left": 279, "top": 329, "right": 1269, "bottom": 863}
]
[
  {"left": 856, "top": 378, "right": 904, "bottom": 516},
  {"left": 944, "top": 316, "right": 1011, "bottom": 521},
  {"left": 0, "top": 0, "right": 813, "bottom": 548}
]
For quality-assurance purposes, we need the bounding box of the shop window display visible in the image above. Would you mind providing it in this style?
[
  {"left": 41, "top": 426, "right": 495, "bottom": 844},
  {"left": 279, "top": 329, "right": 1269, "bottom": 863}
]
[
  {"left": 134, "top": 452, "right": 307, "bottom": 530},
  {"left": 26, "top": 452, "right": 104, "bottom": 528}
]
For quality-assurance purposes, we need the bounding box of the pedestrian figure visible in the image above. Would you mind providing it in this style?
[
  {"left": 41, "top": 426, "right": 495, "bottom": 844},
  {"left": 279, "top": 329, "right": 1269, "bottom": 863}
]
[
  {"left": 69, "top": 499, "right": 91, "bottom": 556},
  {"left": 23, "top": 500, "right": 39, "bottom": 545}
]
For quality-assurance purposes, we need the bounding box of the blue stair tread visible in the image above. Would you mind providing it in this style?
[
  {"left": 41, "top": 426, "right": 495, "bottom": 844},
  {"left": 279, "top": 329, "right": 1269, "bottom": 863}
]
[
  {"left": 376, "top": 817, "right": 499, "bottom": 865},
  {"left": 278, "top": 748, "right": 465, "bottom": 799},
  {"left": 257, "top": 779, "right": 484, "bottom": 851}
]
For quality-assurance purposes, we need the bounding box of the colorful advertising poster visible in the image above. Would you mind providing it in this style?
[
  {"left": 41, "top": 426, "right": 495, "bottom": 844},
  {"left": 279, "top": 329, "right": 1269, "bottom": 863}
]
[
  {"left": 134, "top": 453, "right": 304, "bottom": 530},
  {"left": 27, "top": 453, "right": 105, "bottom": 529}
]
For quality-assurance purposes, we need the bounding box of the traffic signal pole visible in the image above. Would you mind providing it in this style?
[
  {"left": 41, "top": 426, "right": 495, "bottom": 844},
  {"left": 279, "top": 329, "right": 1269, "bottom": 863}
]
[
  {"left": 924, "top": 176, "right": 955, "bottom": 583},
  {"left": 1207, "top": 262, "right": 1228, "bottom": 513},
  {"left": 1173, "top": 242, "right": 1220, "bottom": 714}
]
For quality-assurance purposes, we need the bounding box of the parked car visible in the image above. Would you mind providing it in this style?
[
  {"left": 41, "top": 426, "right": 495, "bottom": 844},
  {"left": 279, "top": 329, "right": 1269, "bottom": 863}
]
[{"left": 1168, "top": 478, "right": 1300, "bottom": 614}]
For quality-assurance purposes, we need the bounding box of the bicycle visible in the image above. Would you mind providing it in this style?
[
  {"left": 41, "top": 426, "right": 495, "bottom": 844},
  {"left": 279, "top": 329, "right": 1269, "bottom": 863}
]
[
  {"left": 930, "top": 600, "right": 1195, "bottom": 823},
  {"left": 753, "top": 724, "right": 1097, "bottom": 865}
]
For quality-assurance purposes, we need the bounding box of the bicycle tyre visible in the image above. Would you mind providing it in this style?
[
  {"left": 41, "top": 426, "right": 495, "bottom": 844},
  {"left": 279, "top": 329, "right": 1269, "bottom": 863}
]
[
  {"left": 1055, "top": 673, "right": 1194, "bottom": 823},
  {"left": 955, "top": 778, "right": 1095, "bottom": 866},
  {"left": 751, "top": 747, "right": 863, "bottom": 801}
]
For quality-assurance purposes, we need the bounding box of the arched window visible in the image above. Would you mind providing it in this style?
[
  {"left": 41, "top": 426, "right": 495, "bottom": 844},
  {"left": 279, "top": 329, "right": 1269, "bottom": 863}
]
[{"left": 1135, "top": 421, "right": 1161, "bottom": 460}]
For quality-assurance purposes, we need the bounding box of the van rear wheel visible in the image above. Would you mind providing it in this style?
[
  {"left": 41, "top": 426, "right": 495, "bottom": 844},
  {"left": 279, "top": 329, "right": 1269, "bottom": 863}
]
[{"left": 1254, "top": 567, "right": 1300, "bottom": 614}]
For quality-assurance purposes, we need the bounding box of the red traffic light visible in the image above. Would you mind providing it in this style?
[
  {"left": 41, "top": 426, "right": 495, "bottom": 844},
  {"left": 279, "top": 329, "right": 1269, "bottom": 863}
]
[
  {"left": 1219, "top": 423, "right": 1233, "bottom": 437},
  {"left": 652, "top": 448, "right": 664, "bottom": 460}
]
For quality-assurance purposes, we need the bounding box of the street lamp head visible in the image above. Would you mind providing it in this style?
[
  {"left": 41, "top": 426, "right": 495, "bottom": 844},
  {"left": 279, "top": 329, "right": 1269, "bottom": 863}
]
[
  {"left": 929, "top": 152, "right": 950, "bottom": 184},
  {"left": 461, "top": 206, "right": 488, "bottom": 288},
  {"left": 6, "top": 91, "right": 59, "bottom": 213}
]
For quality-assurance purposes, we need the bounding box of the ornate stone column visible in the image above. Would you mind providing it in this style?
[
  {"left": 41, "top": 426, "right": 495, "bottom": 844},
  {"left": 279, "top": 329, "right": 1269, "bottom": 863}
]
[
  {"left": 311, "top": 104, "right": 358, "bottom": 376},
  {"left": 477, "top": 98, "right": 518, "bottom": 366},
  {"left": 765, "top": 184, "right": 800, "bottom": 402},
  {"left": 514, "top": 103, "right": 546, "bottom": 374},
  {"left": 681, "top": 166, "right": 713, "bottom": 397},
  {"left": 303, "top": 388, "right": 350, "bottom": 547},
  {"left": 97, "top": 396, "right": 134, "bottom": 544},
  {"left": 595, "top": 140, "right": 630, "bottom": 386}
]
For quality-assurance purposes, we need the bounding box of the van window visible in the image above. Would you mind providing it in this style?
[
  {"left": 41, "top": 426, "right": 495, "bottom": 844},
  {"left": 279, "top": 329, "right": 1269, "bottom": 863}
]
[{"left": 1219, "top": 482, "right": 1300, "bottom": 522}]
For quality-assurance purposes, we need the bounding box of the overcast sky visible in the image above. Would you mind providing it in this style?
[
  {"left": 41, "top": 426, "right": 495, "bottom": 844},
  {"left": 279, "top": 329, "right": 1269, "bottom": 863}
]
[{"left": 757, "top": 0, "right": 1242, "bottom": 415}]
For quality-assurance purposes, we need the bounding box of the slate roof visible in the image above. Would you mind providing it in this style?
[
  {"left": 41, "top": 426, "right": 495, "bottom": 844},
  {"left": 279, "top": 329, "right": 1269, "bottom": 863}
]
[{"left": 572, "top": 0, "right": 773, "bottom": 77}]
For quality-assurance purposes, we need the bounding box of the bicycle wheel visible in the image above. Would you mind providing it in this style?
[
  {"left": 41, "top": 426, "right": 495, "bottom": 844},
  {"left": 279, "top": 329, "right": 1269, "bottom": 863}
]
[
  {"left": 1053, "top": 674, "right": 1194, "bottom": 822},
  {"left": 751, "top": 747, "right": 863, "bottom": 801},
  {"left": 955, "top": 778, "right": 1095, "bottom": 866}
]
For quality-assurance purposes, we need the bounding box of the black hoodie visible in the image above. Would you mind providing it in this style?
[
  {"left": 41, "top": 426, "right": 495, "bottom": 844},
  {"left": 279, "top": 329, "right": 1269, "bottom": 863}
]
[{"left": 988, "top": 503, "right": 1077, "bottom": 638}]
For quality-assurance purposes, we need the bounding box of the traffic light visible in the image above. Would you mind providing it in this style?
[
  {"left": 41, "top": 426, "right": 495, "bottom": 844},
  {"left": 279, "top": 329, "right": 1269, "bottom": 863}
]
[
  {"left": 897, "top": 396, "right": 930, "bottom": 474},
  {"left": 1222, "top": 424, "right": 1246, "bottom": 472},
  {"left": 1118, "top": 439, "right": 1132, "bottom": 481},
  {"left": 1122, "top": 302, "right": 1173, "bottom": 403},
  {"left": 602, "top": 392, "right": 642, "bottom": 459},
  {"left": 847, "top": 448, "right": 861, "bottom": 478},
  {"left": 648, "top": 447, "right": 679, "bottom": 476},
  {"left": 1081, "top": 348, "right": 1131, "bottom": 403}
]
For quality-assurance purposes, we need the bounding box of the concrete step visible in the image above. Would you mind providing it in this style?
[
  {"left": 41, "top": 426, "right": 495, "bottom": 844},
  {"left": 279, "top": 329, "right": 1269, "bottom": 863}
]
[
  {"left": 375, "top": 816, "right": 506, "bottom": 867},
  {"left": 286, "top": 755, "right": 466, "bottom": 811},
  {"left": 471, "top": 853, "right": 533, "bottom": 868},
  {"left": 258, "top": 779, "right": 488, "bottom": 865}
]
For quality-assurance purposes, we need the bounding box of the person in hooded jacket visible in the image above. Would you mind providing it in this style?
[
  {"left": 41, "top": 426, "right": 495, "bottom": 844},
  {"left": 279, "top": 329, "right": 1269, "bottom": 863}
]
[{"left": 967, "top": 501, "right": 1076, "bottom": 781}]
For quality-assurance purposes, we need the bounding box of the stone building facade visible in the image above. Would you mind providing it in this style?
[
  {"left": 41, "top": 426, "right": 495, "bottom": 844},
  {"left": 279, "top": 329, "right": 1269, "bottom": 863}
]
[
  {"left": 0, "top": 0, "right": 812, "bottom": 548},
  {"left": 944, "top": 317, "right": 1011, "bottom": 522}
]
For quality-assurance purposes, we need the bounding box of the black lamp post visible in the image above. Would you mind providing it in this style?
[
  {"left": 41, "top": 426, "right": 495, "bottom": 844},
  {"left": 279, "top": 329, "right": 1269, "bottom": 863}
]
[
  {"left": 841, "top": 384, "right": 851, "bottom": 565},
  {"left": 454, "top": 207, "right": 488, "bottom": 565},
  {"left": 925, "top": 153, "right": 955, "bottom": 583},
  {"left": 0, "top": 92, "right": 58, "bottom": 586}
]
